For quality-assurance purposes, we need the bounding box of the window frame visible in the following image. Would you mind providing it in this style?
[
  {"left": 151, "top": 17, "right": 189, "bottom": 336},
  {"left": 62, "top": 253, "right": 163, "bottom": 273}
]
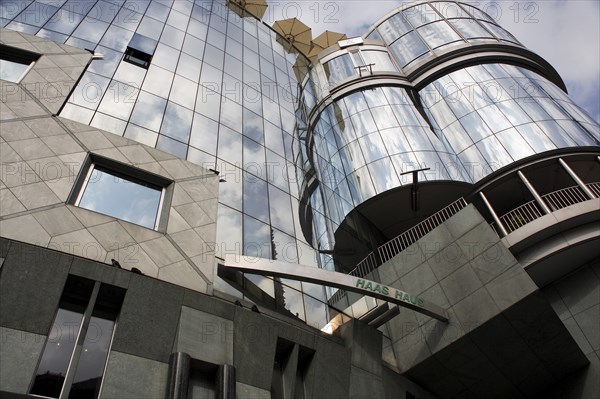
[
  {"left": 29, "top": 275, "right": 126, "bottom": 399},
  {"left": 0, "top": 44, "right": 39, "bottom": 83},
  {"left": 69, "top": 153, "right": 173, "bottom": 232}
]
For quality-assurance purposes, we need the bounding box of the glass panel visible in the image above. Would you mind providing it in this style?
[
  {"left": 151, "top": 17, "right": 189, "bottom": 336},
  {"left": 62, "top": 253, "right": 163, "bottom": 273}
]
[
  {"left": 0, "top": 58, "right": 30, "bottom": 82},
  {"left": 79, "top": 167, "right": 162, "bottom": 229},
  {"left": 160, "top": 101, "right": 193, "bottom": 143},
  {"left": 323, "top": 53, "right": 355, "bottom": 85},
  {"left": 390, "top": 31, "right": 429, "bottom": 67},
  {"left": 361, "top": 50, "right": 397, "bottom": 72},
  {"left": 417, "top": 21, "right": 462, "bottom": 49}
]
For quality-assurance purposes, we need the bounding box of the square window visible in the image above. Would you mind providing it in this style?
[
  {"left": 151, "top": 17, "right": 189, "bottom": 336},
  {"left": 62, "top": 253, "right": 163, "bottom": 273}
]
[
  {"left": 123, "top": 33, "right": 157, "bottom": 69},
  {"left": 70, "top": 155, "right": 172, "bottom": 231},
  {"left": 0, "top": 44, "right": 39, "bottom": 83}
]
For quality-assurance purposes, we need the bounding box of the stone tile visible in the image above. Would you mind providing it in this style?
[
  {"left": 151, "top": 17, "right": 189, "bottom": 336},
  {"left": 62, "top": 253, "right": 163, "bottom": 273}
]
[
  {"left": 556, "top": 266, "right": 600, "bottom": 316},
  {"left": 456, "top": 222, "right": 500, "bottom": 259},
  {"left": 135, "top": 161, "right": 172, "bottom": 178},
  {"left": 88, "top": 221, "right": 137, "bottom": 252},
  {"left": 32, "top": 206, "right": 84, "bottom": 236},
  {"left": 101, "top": 351, "right": 168, "bottom": 399},
  {"left": 0, "top": 120, "right": 36, "bottom": 141},
  {"left": 392, "top": 327, "right": 431, "bottom": 373},
  {"left": 35, "top": 67, "right": 71, "bottom": 82},
  {"left": 146, "top": 146, "right": 176, "bottom": 161},
  {"left": 118, "top": 219, "right": 163, "bottom": 243},
  {"left": 45, "top": 54, "right": 80, "bottom": 67},
  {"left": 179, "top": 179, "right": 214, "bottom": 202},
  {"left": 11, "top": 181, "right": 61, "bottom": 209},
  {"left": 197, "top": 197, "right": 218, "bottom": 220},
  {"left": 40, "top": 133, "right": 82, "bottom": 155},
  {"left": 423, "top": 308, "right": 465, "bottom": 355},
  {"left": 189, "top": 254, "right": 215, "bottom": 282},
  {"left": 0, "top": 188, "right": 25, "bottom": 216},
  {"left": 0, "top": 142, "right": 23, "bottom": 162},
  {"left": 418, "top": 224, "right": 455, "bottom": 261},
  {"left": 469, "top": 241, "right": 516, "bottom": 284},
  {"left": 118, "top": 144, "right": 155, "bottom": 164},
  {"left": 73, "top": 130, "right": 114, "bottom": 150},
  {"left": 5, "top": 98, "right": 47, "bottom": 118},
  {"left": 426, "top": 243, "right": 469, "bottom": 282},
  {"left": 56, "top": 116, "right": 94, "bottom": 133},
  {"left": 26, "top": 155, "right": 75, "bottom": 182},
  {"left": 445, "top": 204, "right": 487, "bottom": 240},
  {"left": 158, "top": 260, "right": 208, "bottom": 292},
  {"left": 44, "top": 176, "right": 75, "bottom": 202},
  {"left": 400, "top": 262, "right": 437, "bottom": 296},
  {"left": 139, "top": 236, "right": 185, "bottom": 267},
  {"left": 385, "top": 242, "right": 425, "bottom": 279},
  {"left": 441, "top": 263, "right": 483, "bottom": 306},
  {"left": 1, "top": 160, "right": 39, "bottom": 187},
  {"left": 106, "top": 245, "right": 159, "bottom": 278},
  {"left": 452, "top": 287, "right": 500, "bottom": 329},
  {"left": 7, "top": 137, "right": 54, "bottom": 161},
  {"left": 563, "top": 316, "right": 594, "bottom": 355},
  {"left": 176, "top": 306, "right": 234, "bottom": 365},
  {"left": 574, "top": 303, "right": 600, "bottom": 352},
  {"left": 236, "top": 383, "right": 271, "bottom": 399},
  {"left": 170, "top": 229, "right": 208, "bottom": 258},
  {"left": 175, "top": 202, "right": 213, "bottom": 228},
  {"left": 25, "top": 117, "right": 66, "bottom": 137},
  {"left": 93, "top": 147, "right": 130, "bottom": 163},
  {"left": 20, "top": 69, "right": 46, "bottom": 84},
  {"left": 485, "top": 265, "right": 537, "bottom": 311},
  {"left": 0, "top": 214, "right": 51, "bottom": 246},
  {"left": 49, "top": 228, "right": 107, "bottom": 263},
  {"left": 32, "top": 55, "right": 58, "bottom": 69},
  {"left": 0, "top": 327, "right": 46, "bottom": 394},
  {"left": 166, "top": 208, "right": 192, "bottom": 234},
  {"left": 111, "top": 276, "right": 184, "bottom": 362},
  {"left": 31, "top": 40, "right": 64, "bottom": 54},
  {"left": 160, "top": 159, "right": 195, "bottom": 179},
  {"left": 0, "top": 30, "right": 28, "bottom": 44},
  {"left": 542, "top": 285, "right": 571, "bottom": 320},
  {"left": 0, "top": 103, "right": 17, "bottom": 120},
  {"left": 101, "top": 131, "right": 131, "bottom": 147}
]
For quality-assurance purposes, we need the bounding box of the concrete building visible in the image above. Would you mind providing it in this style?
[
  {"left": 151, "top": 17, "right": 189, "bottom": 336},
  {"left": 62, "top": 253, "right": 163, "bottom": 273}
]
[{"left": 0, "top": 1, "right": 598, "bottom": 398}]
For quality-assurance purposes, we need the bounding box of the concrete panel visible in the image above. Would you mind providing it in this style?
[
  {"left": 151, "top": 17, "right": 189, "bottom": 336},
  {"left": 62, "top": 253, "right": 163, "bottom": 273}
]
[
  {"left": 341, "top": 321, "right": 382, "bottom": 377},
  {"left": 0, "top": 327, "right": 46, "bottom": 394},
  {"left": 556, "top": 266, "right": 600, "bottom": 316},
  {"left": 233, "top": 308, "right": 277, "bottom": 389},
  {"left": 69, "top": 256, "right": 131, "bottom": 289},
  {"left": 111, "top": 276, "right": 184, "bottom": 363},
  {"left": 444, "top": 204, "right": 485, "bottom": 240},
  {"left": 306, "top": 335, "right": 350, "bottom": 399},
  {"left": 236, "top": 382, "right": 271, "bottom": 399},
  {"left": 452, "top": 287, "right": 499, "bottom": 329},
  {"left": 0, "top": 241, "right": 71, "bottom": 334},
  {"left": 176, "top": 306, "right": 233, "bottom": 365},
  {"left": 182, "top": 289, "right": 236, "bottom": 321},
  {"left": 440, "top": 263, "right": 483, "bottom": 306},
  {"left": 100, "top": 351, "right": 168, "bottom": 399},
  {"left": 348, "top": 366, "right": 384, "bottom": 399},
  {"left": 574, "top": 303, "right": 600, "bottom": 352},
  {"left": 485, "top": 265, "right": 537, "bottom": 311}
]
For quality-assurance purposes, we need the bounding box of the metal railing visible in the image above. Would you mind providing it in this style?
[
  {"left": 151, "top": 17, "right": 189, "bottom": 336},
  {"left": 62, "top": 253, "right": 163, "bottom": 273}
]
[
  {"left": 490, "top": 182, "right": 599, "bottom": 236},
  {"left": 328, "top": 198, "right": 468, "bottom": 306}
]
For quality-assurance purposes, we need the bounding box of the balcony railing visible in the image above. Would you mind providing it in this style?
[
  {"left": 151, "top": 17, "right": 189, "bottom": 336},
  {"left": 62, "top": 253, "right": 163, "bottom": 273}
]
[
  {"left": 490, "top": 182, "right": 599, "bottom": 236},
  {"left": 328, "top": 198, "right": 467, "bottom": 306}
]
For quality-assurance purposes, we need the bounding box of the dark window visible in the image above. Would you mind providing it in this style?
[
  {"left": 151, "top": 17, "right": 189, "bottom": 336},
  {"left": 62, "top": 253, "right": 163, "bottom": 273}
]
[
  {"left": 123, "top": 33, "right": 157, "bottom": 69},
  {"left": 30, "top": 276, "right": 126, "bottom": 399}
]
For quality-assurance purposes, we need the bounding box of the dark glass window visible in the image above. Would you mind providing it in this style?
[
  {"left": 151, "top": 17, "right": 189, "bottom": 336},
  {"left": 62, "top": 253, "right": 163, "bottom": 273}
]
[
  {"left": 31, "top": 276, "right": 126, "bottom": 399},
  {"left": 123, "top": 33, "right": 158, "bottom": 69}
]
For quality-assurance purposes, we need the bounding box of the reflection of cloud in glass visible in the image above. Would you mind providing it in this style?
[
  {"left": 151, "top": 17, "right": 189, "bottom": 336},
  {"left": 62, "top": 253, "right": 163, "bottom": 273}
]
[
  {"left": 0, "top": 59, "right": 29, "bottom": 82},
  {"left": 79, "top": 168, "right": 161, "bottom": 229}
]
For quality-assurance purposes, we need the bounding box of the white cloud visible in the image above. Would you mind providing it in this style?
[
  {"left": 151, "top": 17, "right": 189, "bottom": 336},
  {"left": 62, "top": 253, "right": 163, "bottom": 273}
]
[{"left": 268, "top": 1, "right": 600, "bottom": 122}]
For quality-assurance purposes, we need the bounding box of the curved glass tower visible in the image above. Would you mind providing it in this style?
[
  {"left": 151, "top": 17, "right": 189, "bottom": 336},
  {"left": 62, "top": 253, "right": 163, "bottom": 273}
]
[{"left": 299, "top": 1, "right": 599, "bottom": 274}]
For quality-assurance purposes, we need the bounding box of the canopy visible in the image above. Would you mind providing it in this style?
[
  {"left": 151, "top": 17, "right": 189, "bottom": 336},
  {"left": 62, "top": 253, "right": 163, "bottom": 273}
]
[{"left": 272, "top": 17, "right": 312, "bottom": 55}]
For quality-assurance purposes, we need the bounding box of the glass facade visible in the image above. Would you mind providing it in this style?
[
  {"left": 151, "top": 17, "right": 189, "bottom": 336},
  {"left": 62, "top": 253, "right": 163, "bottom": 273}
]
[{"left": 3, "top": 0, "right": 599, "bottom": 334}]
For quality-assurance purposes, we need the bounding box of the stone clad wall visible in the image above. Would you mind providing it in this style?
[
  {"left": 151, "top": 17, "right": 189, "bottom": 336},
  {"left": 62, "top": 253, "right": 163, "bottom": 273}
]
[
  {"left": 1, "top": 32, "right": 218, "bottom": 294},
  {"left": 376, "top": 204, "right": 589, "bottom": 398}
]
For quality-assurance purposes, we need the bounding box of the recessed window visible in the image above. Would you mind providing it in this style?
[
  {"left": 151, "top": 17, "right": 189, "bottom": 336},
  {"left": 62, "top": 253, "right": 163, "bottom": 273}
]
[
  {"left": 71, "top": 154, "right": 172, "bottom": 231},
  {"left": 123, "top": 33, "right": 157, "bottom": 69},
  {"left": 0, "top": 44, "right": 39, "bottom": 83},
  {"left": 30, "top": 275, "right": 126, "bottom": 399}
]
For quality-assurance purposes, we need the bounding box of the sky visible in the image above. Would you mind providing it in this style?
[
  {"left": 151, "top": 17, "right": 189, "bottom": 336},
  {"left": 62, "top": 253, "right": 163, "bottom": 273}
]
[{"left": 266, "top": 1, "right": 600, "bottom": 123}]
